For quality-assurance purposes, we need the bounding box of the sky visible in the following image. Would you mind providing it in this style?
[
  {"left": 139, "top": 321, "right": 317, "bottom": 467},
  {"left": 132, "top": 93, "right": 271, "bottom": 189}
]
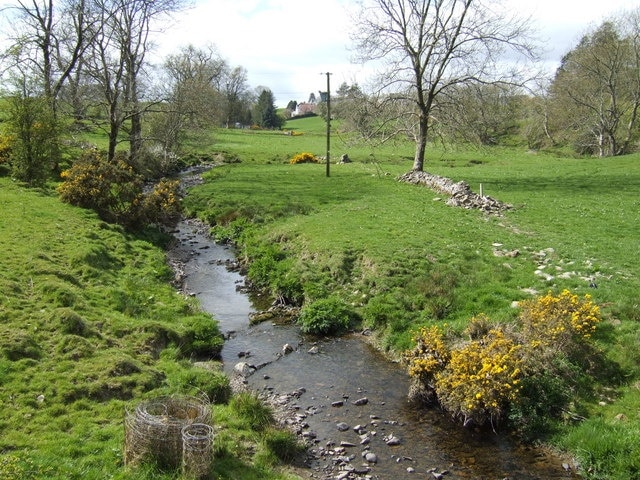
[
  {"left": 154, "top": 0, "right": 640, "bottom": 107},
  {"left": 0, "top": 0, "right": 637, "bottom": 106}
]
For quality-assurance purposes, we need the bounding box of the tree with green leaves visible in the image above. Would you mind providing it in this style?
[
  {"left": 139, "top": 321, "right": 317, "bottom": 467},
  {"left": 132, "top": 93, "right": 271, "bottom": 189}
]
[
  {"left": 252, "top": 88, "right": 283, "bottom": 129},
  {"left": 549, "top": 15, "right": 640, "bottom": 156},
  {"left": 6, "top": 93, "right": 59, "bottom": 185}
]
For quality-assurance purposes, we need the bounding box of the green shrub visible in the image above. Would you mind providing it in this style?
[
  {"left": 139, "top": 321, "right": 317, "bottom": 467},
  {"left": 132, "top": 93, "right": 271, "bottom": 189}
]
[
  {"left": 5, "top": 94, "right": 59, "bottom": 186},
  {"left": 297, "top": 297, "right": 358, "bottom": 335}
]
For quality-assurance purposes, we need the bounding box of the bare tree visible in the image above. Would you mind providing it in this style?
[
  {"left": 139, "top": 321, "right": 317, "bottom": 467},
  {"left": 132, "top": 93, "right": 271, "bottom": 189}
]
[
  {"left": 221, "top": 65, "right": 251, "bottom": 128},
  {"left": 437, "top": 83, "right": 522, "bottom": 145},
  {"left": 84, "top": 0, "right": 188, "bottom": 161},
  {"left": 351, "top": 0, "right": 537, "bottom": 171},
  {"left": 1, "top": 0, "right": 96, "bottom": 113},
  {"left": 149, "top": 44, "right": 225, "bottom": 154},
  {"left": 163, "top": 44, "right": 225, "bottom": 128}
]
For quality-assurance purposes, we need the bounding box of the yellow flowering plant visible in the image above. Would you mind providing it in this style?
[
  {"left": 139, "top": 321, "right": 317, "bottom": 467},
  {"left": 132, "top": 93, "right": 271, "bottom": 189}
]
[
  {"left": 435, "top": 328, "right": 522, "bottom": 427},
  {"left": 519, "top": 289, "right": 601, "bottom": 348},
  {"left": 405, "top": 290, "right": 603, "bottom": 430},
  {"left": 289, "top": 152, "right": 319, "bottom": 164},
  {"left": 405, "top": 325, "right": 450, "bottom": 388}
]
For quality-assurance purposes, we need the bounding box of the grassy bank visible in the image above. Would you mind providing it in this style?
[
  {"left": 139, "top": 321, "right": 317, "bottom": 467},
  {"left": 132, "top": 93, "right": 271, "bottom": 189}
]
[
  {"left": 182, "top": 118, "right": 640, "bottom": 479},
  {"left": 0, "top": 179, "right": 303, "bottom": 479}
]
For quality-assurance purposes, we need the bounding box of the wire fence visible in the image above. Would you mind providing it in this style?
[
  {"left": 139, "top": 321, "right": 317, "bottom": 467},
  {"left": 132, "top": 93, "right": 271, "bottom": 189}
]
[{"left": 124, "top": 395, "right": 213, "bottom": 477}]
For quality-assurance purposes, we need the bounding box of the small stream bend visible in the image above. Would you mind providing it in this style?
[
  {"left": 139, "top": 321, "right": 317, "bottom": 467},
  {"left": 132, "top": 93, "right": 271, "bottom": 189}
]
[{"left": 168, "top": 216, "right": 577, "bottom": 480}]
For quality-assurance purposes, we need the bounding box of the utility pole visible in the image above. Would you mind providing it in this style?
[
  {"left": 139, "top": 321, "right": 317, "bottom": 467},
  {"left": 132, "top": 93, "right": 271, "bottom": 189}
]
[{"left": 322, "top": 72, "right": 332, "bottom": 177}]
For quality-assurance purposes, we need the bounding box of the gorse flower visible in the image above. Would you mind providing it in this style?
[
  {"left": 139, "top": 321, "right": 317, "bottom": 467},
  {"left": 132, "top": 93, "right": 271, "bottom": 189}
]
[
  {"left": 406, "top": 325, "right": 450, "bottom": 385},
  {"left": 289, "top": 152, "right": 319, "bottom": 164},
  {"left": 405, "top": 289, "right": 601, "bottom": 428},
  {"left": 435, "top": 328, "right": 522, "bottom": 426},
  {"left": 520, "top": 289, "right": 601, "bottom": 345}
]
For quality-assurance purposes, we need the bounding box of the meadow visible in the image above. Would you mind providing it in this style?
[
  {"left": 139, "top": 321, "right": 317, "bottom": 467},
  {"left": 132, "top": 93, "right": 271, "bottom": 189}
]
[
  {"left": 182, "top": 114, "right": 640, "bottom": 479},
  {"left": 1, "top": 112, "right": 639, "bottom": 479},
  {"left": 0, "top": 179, "right": 304, "bottom": 479}
]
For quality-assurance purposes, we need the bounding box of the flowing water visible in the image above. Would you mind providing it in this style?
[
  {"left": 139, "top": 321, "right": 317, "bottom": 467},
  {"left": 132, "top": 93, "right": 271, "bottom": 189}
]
[{"left": 169, "top": 217, "right": 578, "bottom": 480}]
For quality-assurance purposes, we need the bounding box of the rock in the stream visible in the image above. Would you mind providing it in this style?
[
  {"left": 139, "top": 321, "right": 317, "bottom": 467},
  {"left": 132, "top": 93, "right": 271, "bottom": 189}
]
[
  {"left": 385, "top": 434, "right": 401, "bottom": 446},
  {"left": 353, "top": 424, "right": 367, "bottom": 435},
  {"left": 336, "top": 422, "right": 350, "bottom": 432},
  {"left": 233, "top": 362, "right": 255, "bottom": 377},
  {"left": 363, "top": 451, "right": 378, "bottom": 463}
]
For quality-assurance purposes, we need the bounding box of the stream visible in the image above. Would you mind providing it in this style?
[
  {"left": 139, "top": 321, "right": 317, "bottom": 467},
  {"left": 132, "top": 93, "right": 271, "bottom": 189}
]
[{"left": 167, "top": 216, "right": 579, "bottom": 480}]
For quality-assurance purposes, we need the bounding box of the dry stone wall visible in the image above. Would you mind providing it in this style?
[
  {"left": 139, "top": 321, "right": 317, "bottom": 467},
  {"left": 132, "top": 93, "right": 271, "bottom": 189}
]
[{"left": 397, "top": 170, "right": 512, "bottom": 215}]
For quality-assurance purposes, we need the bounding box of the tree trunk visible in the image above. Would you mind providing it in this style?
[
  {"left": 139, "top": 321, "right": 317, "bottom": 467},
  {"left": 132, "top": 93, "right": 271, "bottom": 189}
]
[
  {"left": 130, "top": 109, "right": 143, "bottom": 159},
  {"left": 412, "top": 113, "right": 428, "bottom": 171},
  {"left": 108, "top": 104, "right": 119, "bottom": 162}
]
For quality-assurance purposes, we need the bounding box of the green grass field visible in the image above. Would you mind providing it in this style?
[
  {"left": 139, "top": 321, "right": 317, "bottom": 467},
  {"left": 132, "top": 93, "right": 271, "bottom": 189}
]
[
  {"left": 0, "top": 180, "right": 303, "bottom": 479},
  {"left": 183, "top": 117, "right": 640, "bottom": 479},
  {"left": 1, "top": 112, "right": 639, "bottom": 479}
]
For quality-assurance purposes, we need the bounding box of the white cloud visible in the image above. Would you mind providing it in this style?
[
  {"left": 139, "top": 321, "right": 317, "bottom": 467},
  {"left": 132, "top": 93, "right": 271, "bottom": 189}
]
[
  {"left": 152, "top": 0, "right": 640, "bottom": 105},
  {"left": 156, "top": 0, "right": 359, "bottom": 105}
]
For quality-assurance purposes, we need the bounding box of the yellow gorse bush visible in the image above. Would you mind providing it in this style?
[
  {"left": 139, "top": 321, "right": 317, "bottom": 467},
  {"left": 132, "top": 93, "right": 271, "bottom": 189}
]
[
  {"left": 0, "top": 132, "right": 14, "bottom": 162},
  {"left": 58, "top": 150, "right": 181, "bottom": 228},
  {"left": 406, "top": 290, "right": 601, "bottom": 427},
  {"left": 519, "top": 289, "right": 601, "bottom": 346},
  {"left": 406, "top": 325, "right": 450, "bottom": 386},
  {"left": 140, "top": 179, "right": 182, "bottom": 224},
  {"left": 435, "top": 329, "right": 522, "bottom": 426},
  {"left": 289, "top": 152, "right": 319, "bottom": 164}
]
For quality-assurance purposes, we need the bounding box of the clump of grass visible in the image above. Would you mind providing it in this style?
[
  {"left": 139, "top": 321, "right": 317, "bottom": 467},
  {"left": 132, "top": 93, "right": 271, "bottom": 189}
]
[
  {"left": 297, "top": 296, "right": 358, "bottom": 335},
  {"left": 230, "top": 392, "right": 274, "bottom": 431},
  {"left": 262, "top": 428, "right": 306, "bottom": 463}
]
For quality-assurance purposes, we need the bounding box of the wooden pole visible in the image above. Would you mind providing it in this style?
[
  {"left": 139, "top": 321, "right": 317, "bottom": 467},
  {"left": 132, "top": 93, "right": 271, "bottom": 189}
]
[{"left": 323, "top": 72, "right": 332, "bottom": 177}]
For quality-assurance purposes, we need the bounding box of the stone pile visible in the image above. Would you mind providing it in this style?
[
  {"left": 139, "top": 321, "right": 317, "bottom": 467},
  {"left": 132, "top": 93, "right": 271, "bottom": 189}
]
[{"left": 397, "top": 170, "right": 512, "bottom": 215}]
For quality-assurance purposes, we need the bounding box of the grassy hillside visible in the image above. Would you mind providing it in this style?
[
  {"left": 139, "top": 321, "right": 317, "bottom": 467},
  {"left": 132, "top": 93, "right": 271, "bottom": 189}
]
[
  {"left": 203, "top": 117, "right": 415, "bottom": 165},
  {"left": 0, "top": 180, "right": 302, "bottom": 479},
  {"left": 182, "top": 116, "right": 640, "bottom": 479}
]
